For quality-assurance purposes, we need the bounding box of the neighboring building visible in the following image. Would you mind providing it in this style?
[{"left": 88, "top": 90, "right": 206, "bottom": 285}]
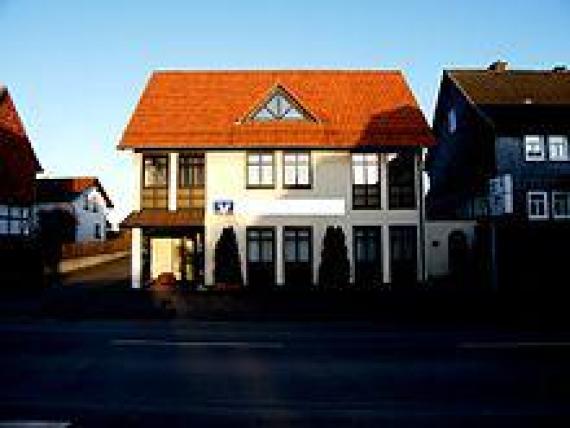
[
  {"left": 119, "top": 70, "right": 434, "bottom": 289},
  {"left": 426, "top": 62, "right": 570, "bottom": 288},
  {"left": 36, "top": 177, "right": 114, "bottom": 242},
  {"left": 0, "top": 85, "right": 42, "bottom": 237}
]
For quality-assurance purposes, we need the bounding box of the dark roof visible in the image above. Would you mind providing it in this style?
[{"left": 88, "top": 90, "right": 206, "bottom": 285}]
[
  {"left": 447, "top": 69, "right": 570, "bottom": 106},
  {"left": 36, "top": 177, "right": 114, "bottom": 208},
  {"left": 119, "top": 70, "right": 434, "bottom": 150},
  {"left": 121, "top": 209, "right": 204, "bottom": 228}
]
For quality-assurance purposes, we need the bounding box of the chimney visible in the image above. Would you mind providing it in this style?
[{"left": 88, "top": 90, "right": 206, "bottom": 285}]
[
  {"left": 488, "top": 60, "right": 508, "bottom": 72},
  {"left": 553, "top": 65, "right": 567, "bottom": 72}
]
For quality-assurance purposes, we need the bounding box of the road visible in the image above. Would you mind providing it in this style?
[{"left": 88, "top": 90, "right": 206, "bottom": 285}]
[{"left": 1, "top": 320, "right": 570, "bottom": 426}]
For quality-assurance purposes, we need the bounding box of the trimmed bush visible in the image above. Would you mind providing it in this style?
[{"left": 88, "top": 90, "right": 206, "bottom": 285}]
[
  {"left": 214, "top": 227, "right": 244, "bottom": 288},
  {"left": 318, "top": 226, "right": 350, "bottom": 290}
]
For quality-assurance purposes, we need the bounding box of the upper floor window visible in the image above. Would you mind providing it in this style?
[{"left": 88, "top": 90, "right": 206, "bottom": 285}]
[
  {"left": 527, "top": 191, "right": 548, "bottom": 220},
  {"left": 179, "top": 155, "right": 205, "bottom": 188},
  {"left": 94, "top": 223, "right": 101, "bottom": 240},
  {"left": 548, "top": 136, "right": 569, "bottom": 161},
  {"left": 92, "top": 200, "right": 98, "bottom": 213},
  {"left": 388, "top": 153, "right": 416, "bottom": 210},
  {"left": 283, "top": 152, "right": 311, "bottom": 188},
  {"left": 247, "top": 152, "right": 274, "bottom": 188},
  {"left": 524, "top": 135, "right": 545, "bottom": 161},
  {"left": 447, "top": 108, "right": 457, "bottom": 134},
  {"left": 552, "top": 192, "right": 570, "bottom": 219},
  {"left": 143, "top": 156, "right": 168, "bottom": 188},
  {"left": 83, "top": 195, "right": 89, "bottom": 211},
  {"left": 352, "top": 153, "right": 381, "bottom": 209}
]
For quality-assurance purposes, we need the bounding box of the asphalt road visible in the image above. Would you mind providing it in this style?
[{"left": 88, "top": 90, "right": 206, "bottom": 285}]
[{"left": 1, "top": 320, "right": 570, "bottom": 427}]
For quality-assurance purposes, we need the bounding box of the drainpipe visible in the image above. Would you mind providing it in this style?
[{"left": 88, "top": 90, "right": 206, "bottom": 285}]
[{"left": 418, "top": 150, "right": 427, "bottom": 283}]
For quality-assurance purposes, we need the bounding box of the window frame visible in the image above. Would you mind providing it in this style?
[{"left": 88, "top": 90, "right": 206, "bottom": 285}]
[
  {"left": 0, "top": 206, "right": 30, "bottom": 236},
  {"left": 527, "top": 191, "right": 548, "bottom": 220},
  {"left": 246, "top": 151, "right": 275, "bottom": 189},
  {"left": 524, "top": 135, "right": 545, "bottom": 162},
  {"left": 246, "top": 227, "right": 276, "bottom": 263},
  {"left": 352, "top": 153, "right": 381, "bottom": 210},
  {"left": 178, "top": 154, "right": 205, "bottom": 188},
  {"left": 551, "top": 191, "right": 570, "bottom": 219},
  {"left": 447, "top": 108, "right": 457, "bottom": 134},
  {"left": 142, "top": 155, "right": 169, "bottom": 189},
  {"left": 548, "top": 135, "right": 569, "bottom": 161},
  {"left": 283, "top": 226, "right": 312, "bottom": 264},
  {"left": 282, "top": 152, "right": 312, "bottom": 189}
]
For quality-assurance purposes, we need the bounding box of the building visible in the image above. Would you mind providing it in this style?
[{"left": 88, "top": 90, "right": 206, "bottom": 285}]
[
  {"left": 426, "top": 62, "right": 570, "bottom": 289},
  {"left": 0, "top": 85, "right": 42, "bottom": 237},
  {"left": 119, "top": 70, "right": 434, "bottom": 289},
  {"left": 36, "top": 177, "right": 114, "bottom": 242}
]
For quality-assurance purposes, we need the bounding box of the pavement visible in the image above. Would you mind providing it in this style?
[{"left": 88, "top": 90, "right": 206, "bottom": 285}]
[{"left": 1, "top": 319, "right": 570, "bottom": 426}]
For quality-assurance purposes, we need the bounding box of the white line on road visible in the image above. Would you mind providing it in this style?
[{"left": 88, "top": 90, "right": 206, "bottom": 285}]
[
  {"left": 111, "top": 339, "right": 285, "bottom": 349},
  {"left": 459, "top": 341, "right": 570, "bottom": 350}
]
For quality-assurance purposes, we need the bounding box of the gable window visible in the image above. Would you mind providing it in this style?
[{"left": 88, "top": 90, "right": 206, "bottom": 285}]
[
  {"left": 527, "top": 191, "right": 548, "bottom": 220},
  {"left": 251, "top": 89, "right": 308, "bottom": 121},
  {"left": 142, "top": 155, "right": 168, "bottom": 209},
  {"left": 552, "top": 192, "right": 570, "bottom": 219},
  {"left": 447, "top": 108, "right": 457, "bottom": 134},
  {"left": 247, "top": 152, "right": 274, "bottom": 188},
  {"left": 548, "top": 136, "right": 569, "bottom": 161},
  {"left": 524, "top": 135, "right": 545, "bottom": 161},
  {"left": 352, "top": 153, "right": 381, "bottom": 209},
  {"left": 283, "top": 152, "right": 311, "bottom": 188}
]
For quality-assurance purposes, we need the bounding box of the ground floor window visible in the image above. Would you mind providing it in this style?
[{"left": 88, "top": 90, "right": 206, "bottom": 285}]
[
  {"left": 353, "top": 226, "right": 382, "bottom": 286},
  {"left": 552, "top": 192, "right": 570, "bottom": 219},
  {"left": 246, "top": 227, "right": 275, "bottom": 288},
  {"left": 0, "top": 206, "right": 30, "bottom": 236},
  {"left": 527, "top": 191, "right": 548, "bottom": 220},
  {"left": 283, "top": 226, "right": 312, "bottom": 287}
]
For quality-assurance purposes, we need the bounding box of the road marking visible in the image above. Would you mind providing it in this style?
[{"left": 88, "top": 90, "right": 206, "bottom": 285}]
[
  {"left": 0, "top": 422, "right": 71, "bottom": 428},
  {"left": 112, "top": 339, "right": 285, "bottom": 349},
  {"left": 459, "top": 341, "right": 570, "bottom": 350}
]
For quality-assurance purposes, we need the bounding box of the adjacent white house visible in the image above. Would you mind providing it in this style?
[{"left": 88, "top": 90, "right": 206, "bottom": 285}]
[
  {"left": 35, "top": 177, "right": 113, "bottom": 242},
  {"left": 118, "top": 70, "right": 434, "bottom": 289}
]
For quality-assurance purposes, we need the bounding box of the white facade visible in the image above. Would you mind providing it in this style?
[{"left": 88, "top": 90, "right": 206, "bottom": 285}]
[
  {"left": 130, "top": 149, "right": 424, "bottom": 288},
  {"left": 35, "top": 186, "right": 109, "bottom": 242}
]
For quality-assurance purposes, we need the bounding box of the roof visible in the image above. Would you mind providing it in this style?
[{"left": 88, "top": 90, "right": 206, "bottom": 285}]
[
  {"left": 36, "top": 177, "right": 114, "bottom": 208},
  {"left": 121, "top": 209, "right": 204, "bottom": 228},
  {"left": 119, "top": 70, "right": 434, "bottom": 150},
  {"left": 0, "top": 86, "right": 42, "bottom": 172},
  {"left": 447, "top": 69, "right": 570, "bottom": 106}
]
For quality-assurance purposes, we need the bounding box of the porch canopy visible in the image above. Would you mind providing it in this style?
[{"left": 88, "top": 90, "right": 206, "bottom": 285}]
[{"left": 121, "top": 209, "right": 204, "bottom": 228}]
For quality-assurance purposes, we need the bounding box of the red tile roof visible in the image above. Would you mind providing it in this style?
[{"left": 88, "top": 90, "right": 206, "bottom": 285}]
[
  {"left": 0, "top": 87, "right": 42, "bottom": 205},
  {"left": 37, "top": 177, "right": 114, "bottom": 208},
  {"left": 119, "top": 70, "right": 434, "bottom": 150}
]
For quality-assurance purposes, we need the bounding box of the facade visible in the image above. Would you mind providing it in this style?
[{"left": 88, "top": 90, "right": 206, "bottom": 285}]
[
  {"left": 36, "top": 177, "right": 113, "bottom": 242},
  {"left": 119, "top": 70, "right": 434, "bottom": 289},
  {"left": 426, "top": 62, "right": 570, "bottom": 288},
  {"left": 0, "top": 86, "right": 42, "bottom": 238}
]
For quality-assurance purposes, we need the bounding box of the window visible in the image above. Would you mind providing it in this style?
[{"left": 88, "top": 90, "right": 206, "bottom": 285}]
[
  {"left": 527, "top": 191, "right": 548, "bottom": 219},
  {"left": 83, "top": 195, "right": 89, "bottom": 210},
  {"left": 448, "top": 108, "right": 457, "bottom": 134},
  {"left": 284, "top": 227, "right": 311, "bottom": 263},
  {"left": 252, "top": 91, "right": 306, "bottom": 121},
  {"left": 179, "top": 155, "right": 205, "bottom": 188},
  {"left": 552, "top": 192, "right": 570, "bottom": 219},
  {"left": 353, "top": 226, "right": 382, "bottom": 286},
  {"left": 92, "top": 200, "right": 98, "bottom": 213},
  {"left": 387, "top": 153, "right": 416, "bottom": 209},
  {"left": 94, "top": 223, "right": 101, "bottom": 239},
  {"left": 143, "top": 156, "right": 168, "bottom": 188},
  {"left": 524, "top": 135, "right": 545, "bottom": 161},
  {"left": 0, "top": 206, "right": 29, "bottom": 236},
  {"left": 548, "top": 136, "right": 569, "bottom": 161},
  {"left": 352, "top": 153, "right": 381, "bottom": 209},
  {"left": 247, "top": 228, "right": 274, "bottom": 263},
  {"left": 283, "top": 152, "right": 311, "bottom": 188},
  {"left": 247, "top": 152, "right": 274, "bottom": 188}
]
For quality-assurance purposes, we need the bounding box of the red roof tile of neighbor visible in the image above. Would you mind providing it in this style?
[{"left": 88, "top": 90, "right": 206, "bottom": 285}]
[
  {"left": 36, "top": 177, "right": 114, "bottom": 208},
  {"left": 0, "top": 86, "right": 42, "bottom": 205},
  {"left": 118, "top": 70, "right": 434, "bottom": 150}
]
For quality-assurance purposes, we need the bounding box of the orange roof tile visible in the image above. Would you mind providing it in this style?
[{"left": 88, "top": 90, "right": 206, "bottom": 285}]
[{"left": 119, "top": 70, "right": 434, "bottom": 150}]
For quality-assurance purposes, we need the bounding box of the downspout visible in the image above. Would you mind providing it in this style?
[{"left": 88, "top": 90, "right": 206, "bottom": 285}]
[{"left": 418, "top": 149, "right": 427, "bottom": 283}]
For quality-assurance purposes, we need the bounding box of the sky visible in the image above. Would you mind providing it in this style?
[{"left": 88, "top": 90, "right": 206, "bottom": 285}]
[{"left": 1, "top": 0, "right": 569, "bottom": 225}]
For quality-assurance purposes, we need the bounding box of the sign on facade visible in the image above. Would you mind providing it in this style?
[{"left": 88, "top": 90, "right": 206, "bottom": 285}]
[{"left": 214, "top": 200, "right": 234, "bottom": 215}]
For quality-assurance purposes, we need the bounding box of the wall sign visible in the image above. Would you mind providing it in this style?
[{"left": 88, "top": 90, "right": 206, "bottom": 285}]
[{"left": 214, "top": 200, "right": 234, "bottom": 215}]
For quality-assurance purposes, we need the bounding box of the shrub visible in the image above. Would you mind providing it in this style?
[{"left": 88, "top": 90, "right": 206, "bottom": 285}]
[
  {"left": 214, "top": 227, "right": 244, "bottom": 287},
  {"left": 318, "top": 226, "right": 350, "bottom": 290}
]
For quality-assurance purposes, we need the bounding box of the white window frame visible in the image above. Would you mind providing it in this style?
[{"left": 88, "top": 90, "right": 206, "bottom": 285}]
[
  {"left": 524, "top": 135, "right": 545, "bottom": 161},
  {"left": 527, "top": 191, "right": 548, "bottom": 220},
  {"left": 548, "top": 135, "right": 569, "bottom": 161},
  {"left": 551, "top": 191, "right": 570, "bottom": 219}
]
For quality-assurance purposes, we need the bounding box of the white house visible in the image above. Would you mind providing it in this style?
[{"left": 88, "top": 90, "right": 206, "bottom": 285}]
[
  {"left": 118, "top": 70, "right": 434, "bottom": 289},
  {"left": 36, "top": 177, "right": 113, "bottom": 242}
]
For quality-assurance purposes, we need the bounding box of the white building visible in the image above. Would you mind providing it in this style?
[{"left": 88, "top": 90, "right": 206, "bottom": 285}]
[
  {"left": 36, "top": 177, "right": 113, "bottom": 242},
  {"left": 119, "top": 70, "right": 434, "bottom": 289}
]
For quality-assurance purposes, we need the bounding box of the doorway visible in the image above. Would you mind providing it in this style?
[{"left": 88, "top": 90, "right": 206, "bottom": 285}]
[
  {"left": 246, "top": 227, "right": 275, "bottom": 289},
  {"left": 284, "top": 226, "right": 312, "bottom": 289}
]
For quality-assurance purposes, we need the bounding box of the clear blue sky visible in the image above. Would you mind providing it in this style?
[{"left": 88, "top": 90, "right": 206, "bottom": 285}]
[{"left": 2, "top": 0, "right": 569, "bottom": 224}]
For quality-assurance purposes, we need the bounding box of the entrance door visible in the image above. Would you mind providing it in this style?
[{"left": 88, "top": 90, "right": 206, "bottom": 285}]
[
  {"left": 353, "top": 226, "right": 382, "bottom": 287},
  {"left": 284, "top": 227, "right": 312, "bottom": 289},
  {"left": 389, "top": 226, "right": 417, "bottom": 285},
  {"left": 246, "top": 227, "right": 275, "bottom": 289},
  {"left": 179, "top": 232, "right": 204, "bottom": 287}
]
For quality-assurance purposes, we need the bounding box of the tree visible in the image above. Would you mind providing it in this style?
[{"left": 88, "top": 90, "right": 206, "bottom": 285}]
[
  {"left": 318, "top": 226, "right": 350, "bottom": 290},
  {"left": 214, "top": 226, "right": 244, "bottom": 287}
]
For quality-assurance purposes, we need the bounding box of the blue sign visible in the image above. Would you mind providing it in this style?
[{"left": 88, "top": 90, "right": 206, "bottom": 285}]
[{"left": 214, "top": 200, "right": 234, "bottom": 215}]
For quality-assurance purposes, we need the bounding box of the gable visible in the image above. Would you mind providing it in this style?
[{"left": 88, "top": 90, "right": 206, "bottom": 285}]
[{"left": 247, "top": 86, "right": 316, "bottom": 122}]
